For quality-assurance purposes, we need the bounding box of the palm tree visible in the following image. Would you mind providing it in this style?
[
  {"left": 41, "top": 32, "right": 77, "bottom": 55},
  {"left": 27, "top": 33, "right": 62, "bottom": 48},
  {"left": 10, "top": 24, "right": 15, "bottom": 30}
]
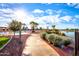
[{"left": 30, "top": 21, "right": 38, "bottom": 32}]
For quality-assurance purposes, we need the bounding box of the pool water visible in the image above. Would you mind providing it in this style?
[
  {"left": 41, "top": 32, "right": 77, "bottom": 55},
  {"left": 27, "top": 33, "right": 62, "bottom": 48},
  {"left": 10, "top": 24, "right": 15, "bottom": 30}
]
[
  {"left": 61, "top": 31, "right": 75, "bottom": 44},
  {"left": 0, "top": 32, "right": 9, "bottom": 35}
]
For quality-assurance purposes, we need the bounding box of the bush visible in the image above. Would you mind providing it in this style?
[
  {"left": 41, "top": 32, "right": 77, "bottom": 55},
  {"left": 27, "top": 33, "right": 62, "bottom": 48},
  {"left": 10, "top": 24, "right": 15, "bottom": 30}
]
[
  {"left": 0, "top": 37, "right": 9, "bottom": 48},
  {"left": 41, "top": 32, "right": 71, "bottom": 48},
  {"left": 45, "top": 34, "right": 64, "bottom": 47},
  {"left": 46, "top": 30, "right": 52, "bottom": 34},
  {"left": 54, "top": 37, "right": 63, "bottom": 47},
  {"left": 63, "top": 39, "right": 71, "bottom": 46},
  {"left": 46, "top": 34, "right": 55, "bottom": 44},
  {"left": 46, "top": 34, "right": 63, "bottom": 46},
  {"left": 52, "top": 29, "right": 60, "bottom": 34},
  {"left": 61, "top": 33, "right": 66, "bottom": 36},
  {"left": 40, "top": 32, "right": 47, "bottom": 40}
]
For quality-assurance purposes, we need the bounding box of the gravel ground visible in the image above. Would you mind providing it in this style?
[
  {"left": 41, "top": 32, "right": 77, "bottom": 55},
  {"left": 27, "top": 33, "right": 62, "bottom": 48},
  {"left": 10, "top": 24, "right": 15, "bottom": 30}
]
[{"left": 0, "top": 32, "right": 31, "bottom": 56}]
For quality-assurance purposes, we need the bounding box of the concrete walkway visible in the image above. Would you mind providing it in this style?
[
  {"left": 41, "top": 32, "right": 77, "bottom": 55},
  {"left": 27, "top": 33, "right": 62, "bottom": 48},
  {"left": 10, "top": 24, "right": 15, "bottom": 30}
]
[{"left": 22, "top": 33, "right": 59, "bottom": 56}]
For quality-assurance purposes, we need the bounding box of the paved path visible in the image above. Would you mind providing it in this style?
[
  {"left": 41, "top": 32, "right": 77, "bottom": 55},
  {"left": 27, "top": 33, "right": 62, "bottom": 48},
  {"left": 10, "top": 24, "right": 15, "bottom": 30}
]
[{"left": 22, "top": 33, "right": 59, "bottom": 56}]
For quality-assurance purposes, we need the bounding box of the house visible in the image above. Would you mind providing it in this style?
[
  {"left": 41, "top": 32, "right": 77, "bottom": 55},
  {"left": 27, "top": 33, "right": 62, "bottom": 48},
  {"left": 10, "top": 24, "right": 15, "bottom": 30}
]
[{"left": 0, "top": 27, "right": 9, "bottom": 32}]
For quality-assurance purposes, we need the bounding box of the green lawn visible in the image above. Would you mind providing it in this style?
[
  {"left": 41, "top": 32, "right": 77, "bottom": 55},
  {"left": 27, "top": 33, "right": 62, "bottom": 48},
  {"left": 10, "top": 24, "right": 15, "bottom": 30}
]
[{"left": 0, "top": 37, "right": 9, "bottom": 48}]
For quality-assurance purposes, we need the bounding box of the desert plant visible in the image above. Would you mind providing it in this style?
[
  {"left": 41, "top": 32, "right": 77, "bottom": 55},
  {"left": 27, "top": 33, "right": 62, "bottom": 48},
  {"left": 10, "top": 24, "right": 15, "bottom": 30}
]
[
  {"left": 63, "top": 39, "right": 71, "bottom": 46},
  {"left": 52, "top": 29, "right": 60, "bottom": 34},
  {"left": 40, "top": 32, "right": 47, "bottom": 40},
  {"left": 61, "top": 33, "right": 66, "bottom": 36},
  {"left": 46, "top": 34, "right": 55, "bottom": 44},
  {"left": 46, "top": 34, "right": 63, "bottom": 47},
  {"left": 46, "top": 30, "right": 52, "bottom": 34},
  {"left": 54, "top": 37, "right": 63, "bottom": 47}
]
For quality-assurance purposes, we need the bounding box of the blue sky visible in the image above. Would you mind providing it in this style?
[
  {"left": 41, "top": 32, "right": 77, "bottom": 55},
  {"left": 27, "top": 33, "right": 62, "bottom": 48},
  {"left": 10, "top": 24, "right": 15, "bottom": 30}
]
[{"left": 0, "top": 3, "right": 79, "bottom": 29}]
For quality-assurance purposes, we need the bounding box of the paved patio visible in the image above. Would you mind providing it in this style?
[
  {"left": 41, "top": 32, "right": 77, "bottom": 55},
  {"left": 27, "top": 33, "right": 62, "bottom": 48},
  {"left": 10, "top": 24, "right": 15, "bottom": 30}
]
[{"left": 22, "top": 33, "right": 59, "bottom": 56}]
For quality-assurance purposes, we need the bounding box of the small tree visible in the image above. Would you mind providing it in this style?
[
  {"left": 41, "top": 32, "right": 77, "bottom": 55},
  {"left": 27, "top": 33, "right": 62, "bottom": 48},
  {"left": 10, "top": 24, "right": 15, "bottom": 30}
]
[
  {"left": 40, "top": 27, "right": 42, "bottom": 30},
  {"left": 52, "top": 25, "right": 55, "bottom": 29},
  {"left": 22, "top": 23, "right": 28, "bottom": 31},
  {"left": 30, "top": 21, "right": 38, "bottom": 32},
  {"left": 8, "top": 20, "right": 22, "bottom": 37},
  {"left": 66, "top": 28, "right": 69, "bottom": 32}
]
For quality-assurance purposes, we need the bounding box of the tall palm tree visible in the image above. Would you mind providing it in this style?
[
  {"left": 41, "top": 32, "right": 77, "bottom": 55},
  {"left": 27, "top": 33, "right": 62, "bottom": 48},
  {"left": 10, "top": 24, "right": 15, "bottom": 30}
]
[{"left": 30, "top": 21, "right": 38, "bottom": 32}]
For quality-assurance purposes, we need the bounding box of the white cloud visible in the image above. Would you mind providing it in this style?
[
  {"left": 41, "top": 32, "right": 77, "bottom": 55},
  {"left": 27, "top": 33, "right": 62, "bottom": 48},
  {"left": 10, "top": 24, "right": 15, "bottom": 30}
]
[
  {"left": 75, "top": 4, "right": 79, "bottom": 8},
  {"left": 0, "top": 8, "right": 15, "bottom": 24},
  {"left": 14, "top": 10, "right": 35, "bottom": 24},
  {"left": 34, "top": 14, "right": 79, "bottom": 29},
  {"left": 32, "top": 9, "right": 44, "bottom": 14},
  {"left": 0, "top": 8, "right": 35, "bottom": 27},
  {"left": 45, "top": 9, "right": 53, "bottom": 15},
  {"left": 45, "top": 9, "right": 62, "bottom": 15},
  {"left": 60, "top": 16, "right": 72, "bottom": 22},
  {"left": 56, "top": 23, "right": 78, "bottom": 29},
  {"left": 0, "top": 8, "right": 15, "bottom": 19},
  {"left": 67, "top": 3, "right": 77, "bottom": 7},
  {"left": 0, "top": 7, "right": 78, "bottom": 29},
  {"left": 67, "top": 3, "right": 79, "bottom": 9},
  {"left": 56, "top": 10, "right": 62, "bottom": 14},
  {"left": 75, "top": 15, "right": 79, "bottom": 18},
  {"left": 22, "top": 14, "right": 61, "bottom": 29},
  {"left": 0, "top": 8, "right": 13, "bottom": 14},
  {"left": 0, "top": 4, "right": 9, "bottom": 8},
  {"left": 35, "top": 15, "right": 61, "bottom": 25}
]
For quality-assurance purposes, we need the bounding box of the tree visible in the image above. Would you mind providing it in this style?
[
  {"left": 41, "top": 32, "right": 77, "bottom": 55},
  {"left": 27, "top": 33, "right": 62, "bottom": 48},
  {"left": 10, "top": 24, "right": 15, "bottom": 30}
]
[
  {"left": 19, "top": 22, "right": 22, "bottom": 41},
  {"left": 30, "top": 21, "right": 38, "bottom": 32},
  {"left": 8, "top": 20, "right": 22, "bottom": 37},
  {"left": 52, "top": 25, "right": 55, "bottom": 29},
  {"left": 22, "top": 23, "right": 28, "bottom": 31},
  {"left": 66, "top": 28, "right": 69, "bottom": 32},
  {"left": 40, "top": 27, "right": 42, "bottom": 30}
]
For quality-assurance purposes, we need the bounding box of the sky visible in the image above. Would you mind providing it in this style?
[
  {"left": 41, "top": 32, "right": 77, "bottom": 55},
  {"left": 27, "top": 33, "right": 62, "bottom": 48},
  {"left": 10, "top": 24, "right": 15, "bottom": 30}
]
[{"left": 0, "top": 3, "right": 79, "bottom": 29}]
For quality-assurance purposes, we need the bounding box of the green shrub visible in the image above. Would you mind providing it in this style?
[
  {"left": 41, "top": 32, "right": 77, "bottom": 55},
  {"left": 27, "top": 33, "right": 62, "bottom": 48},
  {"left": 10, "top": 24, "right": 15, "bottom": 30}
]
[
  {"left": 40, "top": 32, "right": 47, "bottom": 40},
  {"left": 51, "top": 29, "right": 61, "bottom": 35},
  {"left": 45, "top": 34, "right": 63, "bottom": 47},
  {"left": 61, "top": 33, "right": 66, "bottom": 36},
  {"left": 46, "top": 30, "right": 52, "bottom": 34},
  {"left": 63, "top": 39, "right": 71, "bottom": 46},
  {"left": 46, "top": 34, "right": 55, "bottom": 43},
  {"left": 0, "top": 37, "right": 9, "bottom": 48},
  {"left": 54, "top": 37, "right": 63, "bottom": 47}
]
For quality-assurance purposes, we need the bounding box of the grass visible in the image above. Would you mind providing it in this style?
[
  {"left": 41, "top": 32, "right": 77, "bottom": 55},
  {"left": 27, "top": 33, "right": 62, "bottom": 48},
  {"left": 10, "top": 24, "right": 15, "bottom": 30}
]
[{"left": 0, "top": 37, "right": 9, "bottom": 48}]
